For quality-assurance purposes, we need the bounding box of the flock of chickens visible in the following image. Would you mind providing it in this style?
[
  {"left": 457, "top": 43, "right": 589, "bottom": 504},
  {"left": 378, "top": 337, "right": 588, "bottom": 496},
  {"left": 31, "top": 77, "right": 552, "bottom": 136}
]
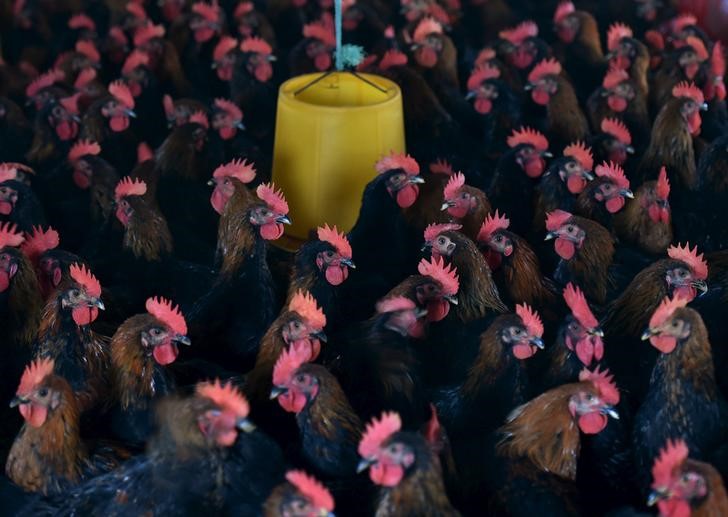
[{"left": 1, "top": 0, "right": 728, "bottom": 515}]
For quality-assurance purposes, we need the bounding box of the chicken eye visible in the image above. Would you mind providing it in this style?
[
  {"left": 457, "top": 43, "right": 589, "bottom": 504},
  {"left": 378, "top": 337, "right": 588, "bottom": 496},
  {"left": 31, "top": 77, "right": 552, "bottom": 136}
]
[
  {"left": 494, "top": 235, "right": 503, "bottom": 242},
  {"left": 672, "top": 320, "right": 680, "bottom": 328},
  {"left": 295, "top": 374, "right": 305, "bottom": 383},
  {"left": 38, "top": 388, "right": 48, "bottom": 397},
  {"left": 151, "top": 328, "right": 162, "bottom": 336},
  {"left": 566, "top": 225, "right": 574, "bottom": 232},
  {"left": 437, "top": 237, "right": 445, "bottom": 245},
  {"left": 586, "top": 394, "right": 595, "bottom": 402},
  {"left": 71, "top": 289, "right": 80, "bottom": 297},
  {"left": 293, "top": 321, "right": 301, "bottom": 329},
  {"left": 325, "top": 250, "right": 334, "bottom": 258}
]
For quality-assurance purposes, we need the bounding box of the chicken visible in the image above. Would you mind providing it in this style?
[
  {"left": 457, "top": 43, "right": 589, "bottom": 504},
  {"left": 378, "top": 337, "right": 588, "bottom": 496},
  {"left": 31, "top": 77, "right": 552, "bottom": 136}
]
[
  {"left": 34, "top": 263, "right": 107, "bottom": 412},
  {"left": 488, "top": 126, "right": 551, "bottom": 236},
  {"left": 532, "top": 141, "right": 594, "bottom": 235},
  {"left": 440, "top": 172, "right": 491, "bottom": 241},
  {"left": 476, "top": 212, "right": 558, "bottom": 313},
  {"left": 20, "top": 225, "right": 81, "bottom": 301},
  {"left": 614, "top": 166, "right": 673, "bottom": 256},
  {"left": 264, "top": 470, "right": 336, "bottom": 517},
  {"left": 544, "top": 210, "right": 614, "bottom": 304},
  {"left": 487, "top": 374, "right": 620, "bottom": 516},
  {"left": 633, "top": 296, "right": 728, "bottom": 494},
  {"left": 0, "top": 171, "right": 46, "bottom": 234},
  {"left": 495, "top": 21, "right": 551, "bottom": 79},
  {"left": 525, "top": 57, "right": 589, "bottom": 151},
  {"left": 605, "top": 23, "right": 649, "bottom": 100},
  {"left": 694, "top": 134, "right": 728, "bottom": 250},
  {"left": 289, "top": 19, "right": 336, "bottom": 76},
  {"left": 108, "top": 296, "right": 191, "bottom": 445},
  {"left": 648, "top": 439, "right": 728, "bottom": 516},
  {"left": 119, "top": 50, "right": 168, "bottom": 148},
  {"left": 650, "top": 36, "right": 710, "bottom": 113},
  {"left": 357, "top": 411, "right": 460, "bottom": 517},
  {"left": 575, "top": 161, "right": 634, "bottom": 231},
  {"left": 6, "top": 358, "right": 123, "bottom": 495},
  {"left": 589, "top": 117, "right": 635, "bottom": 170},
  {"left": 230, "top": 37, "right": 278, "bottom": 138}
]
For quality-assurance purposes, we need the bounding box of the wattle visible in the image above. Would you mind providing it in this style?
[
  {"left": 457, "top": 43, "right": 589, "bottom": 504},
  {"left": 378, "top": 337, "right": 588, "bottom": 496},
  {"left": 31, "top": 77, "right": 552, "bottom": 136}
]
[
  {"left": 554, "top": 238, "right": 576, "bottom": 260},
  {"left": 578, "top": 412, "right": 607, "bottom": 434}
]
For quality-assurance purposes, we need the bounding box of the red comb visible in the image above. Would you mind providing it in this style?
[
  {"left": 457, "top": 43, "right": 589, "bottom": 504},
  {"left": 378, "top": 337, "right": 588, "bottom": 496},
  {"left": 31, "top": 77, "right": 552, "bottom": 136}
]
[
  {"left": 358, "top": 411, "right": 402, "bottom": 458},
  {"left": 192, "top": 1, "right": 221, "bottom": 22},
  {"left": 125, "top": 2, "right": 147, "bottom": 20},
  {"left": 234, "top": 1, "right": 254, "bottom": 18},
  {"left": 0, "top": 222, "right": 24, "bottom": 249},
  {"left": 213, "top": 158, "right": 256, "bottom": 183},
  {"left": 499, "top": 20, "right": 538, "bottom": 45},
  {"left": 545, "top": 209, "right": 573, "bottom": 231},
  {"left": 272, "top": 346, "right": 310, "bottom": 386},
  {"left": 109, "top": 80, "right": 135, "bottom": 109},
  {"left": 579, "top": 366, "right": 620, "bottom": 404},
  {"left": 21, "top": 225, "right": 59, "bottom": 261},
  {"left": 0, "top": 166, "right": 17, "bottom": 183},
  {"left": 424, "top": 222, "right": 462, "bottom": 243},
  {"left": 133, "top": 23, "right": 165, "bottom": 47},
  {"left": 317, "top": 224, "right": 352, "bottom": 259},
  {"left": 162, "top": 94, "right": 175, "bottom": 119},
  {"left": 516, "top": 303, "right": 544, "bottom": 338},
  {"left": 413, "top": 17, "right": 443, "bottom": 43},
  {"left": 379, "top": 50, "right": 408, "bottom": 70},
  {"left": 650, "top": 294, "right": 690, "bottom": 329},
  {"left": 672, "top": 81, "right": 704, "bottom": 104},
  {"left": 68, "top": 14, "right": 96, "bottom": 31},
  {"left": 475, "top": 47, "right": 496, "bottom": 66},
  {"left": 189, "top": 110, "right": 210, "bottom": 129},
  {"left": 214, "top": 36, "right": 238, "bottom": 61},
  {"left": 375, "top": 152, "right": 420, "bottom": 175},
  {"left": 115, "top": 176, "right": 147, "bottom": 200},
  {"left": 196, "top": 379, "right": 250, "bottom": 418},
  {"left": 554, "top": 1, "right": 575, "bottom": 23},
  {"left": 26, "top": 69, "right": 64, "bottom": 98},
  {"left": 652, "top": 439, "right": 689, "bottom": 489},
  {"left": 69, "top": 263, "right": 101, "bottom": 297},
  {"left": 146, "top": 296, "right": 187, "bottom": 335},
  {"left": 563, "top": 282, "right": 598, "bottom": 329},
  {"left": 667, "top": 242, "right": 708, "bottom": 280},
  {"left": 214, "top": 98, "right": 243, "bottom": 121},
  {"left": 467, "top": 64, "right": 500, "bottom": 91},
  {"left": 711, "top": 42, "right": 725, "bottom": 77},
  {"left": 602, "top": 67, "right": 629, "bottom": 90},
  {"left": 600, "top": 118, "right": 631, "bottom": 145},
  {"left": 286, "top": 471, "right": 335, "bottom": 512},
  {"left": 376, "top": 296, "right": 417, "bottom": 314},
  {"left": 656, "top": 167, "right": 670, "bottom": 200},
  {"left": 122, "top": 50, "right": 149, "bottom": 75},
  {"left": 17, "top": 358, "right": 55, "bottom": 396},
  {"left": 429, "top": 158, "right": 454, "bottom": 176},
  {"left": 74, "top": 67, "right": 97, "bottom": 89},
  {"left": 289, "top": 290, "right": 326, "bottom": 329},
  {"left": 477, "top": 209, "right": 510, "bottom": 242},
  {"left": 68, "top": 139, "right": 101, "bottom": 163},
  {"left": 595, "top": 161, "right": 630, "bottom": 190},
  {"left": 60, "top": 93, "right": 81, "bottom": 115},
  {"left": 417, "top": 256, "right": 459, "bottom": 296},
  {"left": 137, "top": 142, "right": 154, "bottom": 163},
  {"left": 303, "top": 21, "right": 336, "bottom": 46},
  {"left": 528, "top": 58, "right": 562, "bottom": 83},
  {"left": 507, "top": 126, "right": 549, "bottom": 151},
  {"left": 563, "top": 141, "right": 594, "bottom": 171},
  {"left": 672, "top": 14, "right": 697, "bottom": 34},
  {"left": 443, "top": 172, "right": 465, "bottom": 201},
  {"left": 240, "top": 36, "right": 272, "bottom": 55},
  {"left": 686, "top": 36, "right": 709, "bottom": 61},
  {"left": 607, "top": 23, "right": 633, "bottom": 51},
  {"left": 109, "top": 26, "right": 129, "bottom": 47},
  {"left": 256, "top": 183, "right": 289, "bottom": 215},
  {"left": 644, "top": 30, "right": 664, "bottom": 51},
  {"left": 75, "top": 40, "right": 100, "bottom": 63}
]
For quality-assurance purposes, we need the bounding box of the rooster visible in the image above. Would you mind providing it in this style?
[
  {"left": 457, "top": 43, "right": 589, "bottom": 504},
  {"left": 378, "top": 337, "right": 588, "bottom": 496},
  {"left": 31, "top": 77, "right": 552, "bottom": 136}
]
[
  {"left": 634, "top": 296, "right": 728, "bottom": 494},
  {"left": 264, "top": 470, "right": 336, "bottom": 517},
  {"left": 108, "top": 296, "right": 191, "bottom": 445},
  {"left": 34, "top": 263, "right": 107, "bottom": 412},
  {"left": 357, "top": 411, "right": 460, "bottom": 516}
]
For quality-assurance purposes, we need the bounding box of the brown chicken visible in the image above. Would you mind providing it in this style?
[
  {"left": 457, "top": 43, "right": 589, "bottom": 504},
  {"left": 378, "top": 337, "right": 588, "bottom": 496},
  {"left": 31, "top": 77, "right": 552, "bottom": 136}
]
[
  {"left": 605, "top": 23, "right": 650, "bottom": 99},
  {"left": 6, "top": 358, "right": 121, "bottom": 494},
  {"left": 264, "top": 470, "right": 335, "bottom": 517},
  {"left": 440, "top": 172, "right": 492, "bottom": 243},
  {"left": 575, "top": 161, "right": 634, "bottom": 231},
  {"left": 544, "top": 210, "right": 614, "bottom": 304},
  {"left": 650, "top": 36, "right": 710, "bottom": 113},
  {"left": 648, "top": 439, "right": 728, "bottom": 515},
  {"left": 357, "top": 411, "right": 460, "bottom": 516}
]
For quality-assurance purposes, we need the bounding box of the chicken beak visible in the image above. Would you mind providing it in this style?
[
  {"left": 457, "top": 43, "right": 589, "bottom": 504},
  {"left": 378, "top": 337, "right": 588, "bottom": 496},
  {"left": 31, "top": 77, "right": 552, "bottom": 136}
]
[
  {"left": 621, "top": 189, "right": 634, "bottom": 199},
  {"left": 700, "top": 102, "right": 708, "bottom": 111},
  {"left": 415, "top": 307, "right": 429, "bottom": 319},
  {"left": 9, "top": 396, "right": 28, "bottom": 408},
  {"left": 126, "top": 109, "right": 137, "bottom": 118},
  {"left": 693, "top": 280, "right": 708, "bottom": 295},
  {"left": 409, "top": 175, "right": 425, "bottom": 184},
  {"left": 88, "top": 297, "right": 105, "bottom": 310},
  {"left": 441, "top": 201, "right": 455, "bottom": 211},
  {"left": 236, "top": 417, "right": 256, "bottom": 433},
  {"left": 626, "top": 145, "right": 635, "bottom": 154},
  {"left": 341, "top": 258, "right": 356, "bottom": 269},
  {"left": 276, "top": 215, "right": 292, "bottom": 225},
  {"left": 641, "top": 328, "right": 656, "bottom": 341},
  {"left": 544, "top": 231, "right": 557, "bottom": 241},
  {"left": 542, "top": 151, "right": 553, "bottom": 158},
  {"left": 357, "top": 458, "right": 375, "bottom": 473},
  {"left": 410, "top": 44, "right": 420, "bottom": 51},
  {"left": 207, "top": 179, "right": 215, "bottom": 186},
  {"left": 235, "top": 121, "right": 246, "bottom": 130},
  {"left": 524, "top": 83, "right": 533, "bottom": 91},
  {"left": 211, "top": 62, "right": 218, "bottom": 69},
  {"left": 270, "top": 386, "right": 287, "bottom": 399},
  {"left": 529, "top": 336, "right": 545, "bottom": 349},
  {"left": 267, "top": 55, "right": 277, "bottom": 62},
  {"left": 647, "top": 488, "right": 669, "bottom": 506},
  {"left": 443, "top": 294, "right": 458, "bottom": 305},
  {"left": 588, "top": 327, "right": 604, "bottom": 337},
  {"left": 173, "top": 334, "right": 192, "bottom": 346},
  {"left": 312, "top": 330, "right": 327, "bottom": 343},
  {"left": 605, "top": 50, "right": 616, "bottom": 59},
  {"left": 421, "top": 241, "right": 432, "bottom": 252},
  {"left": 582, "top": 170, "right": 594, "bottom": 180},
  {"left": 601, "top": 405, "right": 619, "bottom": 419},
  {"left": 465, "top": 91, "right": 477, "bottom": 100}
]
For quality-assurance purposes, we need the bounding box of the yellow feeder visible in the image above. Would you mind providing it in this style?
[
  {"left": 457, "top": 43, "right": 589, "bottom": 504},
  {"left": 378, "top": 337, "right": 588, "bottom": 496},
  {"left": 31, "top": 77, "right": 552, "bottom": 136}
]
[{"left": 271, "top": 71, "right": 405, "bottom": 249}]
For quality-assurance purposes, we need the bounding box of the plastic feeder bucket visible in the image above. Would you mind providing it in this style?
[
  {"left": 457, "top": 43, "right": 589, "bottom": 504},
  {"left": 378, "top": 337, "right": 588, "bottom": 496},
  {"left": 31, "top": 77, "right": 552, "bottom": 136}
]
[{"left": 271, "top": 72, "right": 405, "bottom": 249}]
